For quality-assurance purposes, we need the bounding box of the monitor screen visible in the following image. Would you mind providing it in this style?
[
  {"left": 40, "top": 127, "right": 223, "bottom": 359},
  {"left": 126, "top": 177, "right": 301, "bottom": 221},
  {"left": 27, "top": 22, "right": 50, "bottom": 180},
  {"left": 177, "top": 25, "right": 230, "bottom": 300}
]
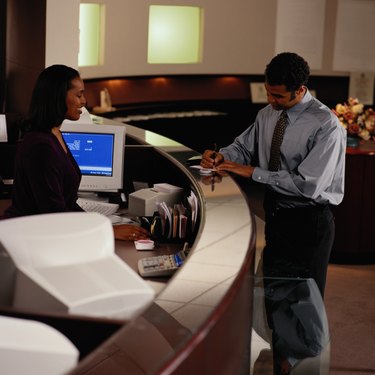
[{"left": 60, "top": 123, "right": 126, "bottom": 192}]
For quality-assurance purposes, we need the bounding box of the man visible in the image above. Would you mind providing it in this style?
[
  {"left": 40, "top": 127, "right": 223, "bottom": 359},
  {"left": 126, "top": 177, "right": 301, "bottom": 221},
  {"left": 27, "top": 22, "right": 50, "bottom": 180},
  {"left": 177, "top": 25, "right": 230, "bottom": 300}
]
[
  {"left": 201, "top": 52, "right": 346, "bottom": 374},
  {"left": 202, "top": 51, "right": 345, "bottom": 372}
]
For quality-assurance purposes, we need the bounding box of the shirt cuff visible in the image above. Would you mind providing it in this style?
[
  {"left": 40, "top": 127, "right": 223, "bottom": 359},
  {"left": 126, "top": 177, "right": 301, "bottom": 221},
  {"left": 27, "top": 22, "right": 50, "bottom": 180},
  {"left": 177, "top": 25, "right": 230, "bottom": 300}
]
[
  {"left": 252, "top": 167, "right": 281, "bottom": 188},
  {"left": 252, "top": 167, "right": 269, "bottom": 184}
]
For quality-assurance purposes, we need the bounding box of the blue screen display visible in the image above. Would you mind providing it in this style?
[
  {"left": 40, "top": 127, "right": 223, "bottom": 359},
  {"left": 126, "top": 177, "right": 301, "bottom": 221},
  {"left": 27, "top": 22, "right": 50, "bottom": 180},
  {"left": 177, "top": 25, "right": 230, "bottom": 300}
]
[{"left": 62, "top": 131, "right": 114, "bottom": 176}]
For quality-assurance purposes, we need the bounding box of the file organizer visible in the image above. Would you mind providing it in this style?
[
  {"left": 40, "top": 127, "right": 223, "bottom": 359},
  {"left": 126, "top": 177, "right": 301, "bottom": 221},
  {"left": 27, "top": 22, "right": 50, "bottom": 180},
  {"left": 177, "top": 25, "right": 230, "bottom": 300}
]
[
  {"left": 0, "top": 315, "right": 79, "bottom": 375},
  {"left": 0, "top": 212, "right": 155, "bottom": 319},
  {"left": 128, "top": 184, "right": 198, "bottom": 243}
]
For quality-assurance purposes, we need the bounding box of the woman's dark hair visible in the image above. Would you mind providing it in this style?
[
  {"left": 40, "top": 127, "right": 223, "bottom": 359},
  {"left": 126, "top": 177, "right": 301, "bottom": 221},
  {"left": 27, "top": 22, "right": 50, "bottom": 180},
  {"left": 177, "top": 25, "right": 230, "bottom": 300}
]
[
  {"left": 265, "top": 52, "right": 310, "bottom": 92},
  {"left": 26, "top": 65, "right": 80, "bottom": 132}
]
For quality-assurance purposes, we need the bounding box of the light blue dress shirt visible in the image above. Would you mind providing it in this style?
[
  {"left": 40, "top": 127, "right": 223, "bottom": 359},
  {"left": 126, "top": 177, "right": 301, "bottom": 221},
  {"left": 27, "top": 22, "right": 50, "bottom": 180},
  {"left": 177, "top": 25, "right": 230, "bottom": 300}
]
[{"left": 219, "top": 90, "right": 346, "bottom": 206}]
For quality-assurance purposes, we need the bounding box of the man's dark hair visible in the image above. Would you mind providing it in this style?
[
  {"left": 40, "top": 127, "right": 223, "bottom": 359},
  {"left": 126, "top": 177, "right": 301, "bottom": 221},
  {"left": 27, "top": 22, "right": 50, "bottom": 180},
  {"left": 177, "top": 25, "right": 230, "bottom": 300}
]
[
  {"left": 27, "top": 64, "right": 80, "bottom": 132},
  {"left": 265, "top": 52, "right": 310, "bottom": 92}
]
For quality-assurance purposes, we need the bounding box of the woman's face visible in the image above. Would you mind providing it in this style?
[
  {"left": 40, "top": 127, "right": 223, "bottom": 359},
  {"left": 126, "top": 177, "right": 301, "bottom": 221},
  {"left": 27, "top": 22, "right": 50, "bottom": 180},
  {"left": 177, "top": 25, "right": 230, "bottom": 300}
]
[{"left": 65, "top": 77, "right": 86, "bottom": 121}]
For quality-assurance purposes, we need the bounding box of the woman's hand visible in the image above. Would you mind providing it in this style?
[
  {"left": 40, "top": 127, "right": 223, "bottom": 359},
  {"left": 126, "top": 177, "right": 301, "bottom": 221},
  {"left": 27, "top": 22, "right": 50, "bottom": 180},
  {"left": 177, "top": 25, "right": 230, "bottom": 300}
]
[{"left": 113, "top": 224, "right": 150, "bottom": 241}]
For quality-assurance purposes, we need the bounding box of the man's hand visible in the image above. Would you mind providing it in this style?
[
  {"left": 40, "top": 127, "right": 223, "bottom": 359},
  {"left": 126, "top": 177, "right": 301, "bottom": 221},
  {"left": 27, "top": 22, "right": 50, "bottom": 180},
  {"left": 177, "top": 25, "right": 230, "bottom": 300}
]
[
  {"left": 216, "top": 160, "right": 254, "bottom": 178},
  {"left": 201, "top": 149, "right": 224, "bottom": 169},
  {"left": 200, "top": 171, "right": 228, "bottom": 186}
]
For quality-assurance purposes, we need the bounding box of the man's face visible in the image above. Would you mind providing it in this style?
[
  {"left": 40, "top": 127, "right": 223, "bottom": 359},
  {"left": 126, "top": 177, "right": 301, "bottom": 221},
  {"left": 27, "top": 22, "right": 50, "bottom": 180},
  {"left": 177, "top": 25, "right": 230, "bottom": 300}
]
[{"left": 265, "top": 83, "right": 305, "bottom": 110}]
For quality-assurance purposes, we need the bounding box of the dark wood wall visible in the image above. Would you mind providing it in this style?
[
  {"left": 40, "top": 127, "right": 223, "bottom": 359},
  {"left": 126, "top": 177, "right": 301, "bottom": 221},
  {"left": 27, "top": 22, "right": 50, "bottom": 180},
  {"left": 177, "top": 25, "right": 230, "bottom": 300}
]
[
  {"left": 331, "top": 147, "right": 375, "bottom": 264},
  {"left": 4, "top": 0, "right": 46, "bottom": 115},
  {"left": 84, "top": 74, "right": 352, "bottom": 111},
  {"left": 0, "top": 0, "right": 5, "bottom": 112}
]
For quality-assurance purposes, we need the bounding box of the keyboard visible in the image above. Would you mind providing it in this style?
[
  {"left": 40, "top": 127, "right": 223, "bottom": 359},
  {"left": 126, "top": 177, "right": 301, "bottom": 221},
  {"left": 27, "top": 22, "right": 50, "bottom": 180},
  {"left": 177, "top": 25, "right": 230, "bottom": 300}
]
[{"left": 77, "top": 198, "right": 119, "bottom": 217}]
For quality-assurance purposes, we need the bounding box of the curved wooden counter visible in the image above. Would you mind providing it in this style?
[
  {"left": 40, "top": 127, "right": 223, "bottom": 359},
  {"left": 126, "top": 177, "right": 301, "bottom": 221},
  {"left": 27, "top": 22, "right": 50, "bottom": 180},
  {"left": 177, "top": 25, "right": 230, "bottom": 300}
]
[
  {"left": 0, "top": 117, "right": 333, "bottom": 373},
  {"left": 66, "top": 120, "right": 256, "bottom": 374}
]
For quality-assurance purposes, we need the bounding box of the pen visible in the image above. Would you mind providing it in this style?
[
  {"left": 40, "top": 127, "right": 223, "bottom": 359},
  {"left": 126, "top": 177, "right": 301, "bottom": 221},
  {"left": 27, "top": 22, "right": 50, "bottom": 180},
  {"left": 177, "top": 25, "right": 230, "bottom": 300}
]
[
  {"left": 211, "top": 143, "right": 217, "bottom": 192},
  {"left": 212, "top": 143, "right": 217, "bottom": 169}
]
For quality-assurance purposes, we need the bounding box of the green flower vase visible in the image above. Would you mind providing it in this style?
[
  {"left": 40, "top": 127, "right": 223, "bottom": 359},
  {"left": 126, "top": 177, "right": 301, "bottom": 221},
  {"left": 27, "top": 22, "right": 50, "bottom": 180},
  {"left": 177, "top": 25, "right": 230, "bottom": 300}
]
[{"left": 347, "top": 136, "right": 360, "bottom": 148}]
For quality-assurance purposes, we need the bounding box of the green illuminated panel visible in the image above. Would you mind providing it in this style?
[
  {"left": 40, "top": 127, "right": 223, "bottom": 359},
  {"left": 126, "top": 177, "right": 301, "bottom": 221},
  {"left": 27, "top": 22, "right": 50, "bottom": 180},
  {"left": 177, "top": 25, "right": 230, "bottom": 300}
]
[
  {"left": 148, "top": 5, "right": 203, "bottom": 64},
  {"left": 79, "top": 4, "right": 103, "bottom": 67}
]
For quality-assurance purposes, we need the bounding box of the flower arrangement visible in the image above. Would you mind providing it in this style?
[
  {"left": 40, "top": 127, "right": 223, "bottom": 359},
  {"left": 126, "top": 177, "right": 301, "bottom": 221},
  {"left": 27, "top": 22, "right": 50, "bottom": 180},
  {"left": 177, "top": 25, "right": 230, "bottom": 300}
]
[{"left": 332, "top": 98, "right": 375, "bottom": 141}]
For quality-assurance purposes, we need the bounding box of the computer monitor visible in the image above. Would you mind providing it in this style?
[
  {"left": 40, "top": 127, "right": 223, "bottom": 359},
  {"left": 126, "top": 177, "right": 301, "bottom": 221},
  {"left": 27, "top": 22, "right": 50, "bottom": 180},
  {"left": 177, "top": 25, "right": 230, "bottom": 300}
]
[
  {"left": 0, "top": 315, "right": 79, "bottom": 375},
  {"left": 60, "top": 123, "right": 126, "bottom": 193},
  {"left": 0, "top": 212, "right": 155, "bottom": 320}
]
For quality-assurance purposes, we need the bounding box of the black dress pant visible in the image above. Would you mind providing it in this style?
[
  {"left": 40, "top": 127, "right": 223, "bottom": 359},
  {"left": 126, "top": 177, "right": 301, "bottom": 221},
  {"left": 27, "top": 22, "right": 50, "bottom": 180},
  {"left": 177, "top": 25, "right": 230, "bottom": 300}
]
[
  {"left": 261, "top": 204, "right": 334, "bottom": 374},
  {"left": 262, "top": 204, "right": 334, "bottom": 297}
]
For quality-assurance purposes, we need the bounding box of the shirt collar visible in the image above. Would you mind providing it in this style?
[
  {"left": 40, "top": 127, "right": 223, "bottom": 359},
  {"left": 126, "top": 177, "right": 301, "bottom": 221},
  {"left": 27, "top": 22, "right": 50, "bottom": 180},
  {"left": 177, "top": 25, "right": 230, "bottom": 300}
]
[{"left": 286, "top": 89, "right": 313, "bottom": 124}]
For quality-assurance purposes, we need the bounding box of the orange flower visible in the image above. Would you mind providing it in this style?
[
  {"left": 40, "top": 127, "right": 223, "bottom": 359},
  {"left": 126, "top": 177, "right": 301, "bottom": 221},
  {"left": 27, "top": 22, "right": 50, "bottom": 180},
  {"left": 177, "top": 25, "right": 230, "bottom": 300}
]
[{"left": 332, "top": 98, "right": 374, "bottom": 141}]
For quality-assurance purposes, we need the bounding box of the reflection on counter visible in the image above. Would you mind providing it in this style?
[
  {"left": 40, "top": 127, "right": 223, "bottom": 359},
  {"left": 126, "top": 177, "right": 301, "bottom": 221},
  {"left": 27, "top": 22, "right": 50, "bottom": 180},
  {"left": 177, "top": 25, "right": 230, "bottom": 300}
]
[{"left": 253, "top": 275, "right": 330, "bottom": 375}]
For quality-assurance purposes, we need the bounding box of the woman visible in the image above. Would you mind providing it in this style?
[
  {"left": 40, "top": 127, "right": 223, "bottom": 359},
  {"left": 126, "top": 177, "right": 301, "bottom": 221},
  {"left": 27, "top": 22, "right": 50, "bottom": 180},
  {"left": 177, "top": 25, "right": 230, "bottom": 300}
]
[{"left": 3, "top": 64, "right": 149, "bottom": 241}]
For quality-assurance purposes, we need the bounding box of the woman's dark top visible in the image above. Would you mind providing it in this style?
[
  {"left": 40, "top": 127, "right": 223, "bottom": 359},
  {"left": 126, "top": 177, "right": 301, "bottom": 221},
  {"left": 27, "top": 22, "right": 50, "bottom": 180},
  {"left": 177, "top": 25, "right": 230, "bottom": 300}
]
[{"left": 4, "top": 130, "right": 82, "bottom": 218}]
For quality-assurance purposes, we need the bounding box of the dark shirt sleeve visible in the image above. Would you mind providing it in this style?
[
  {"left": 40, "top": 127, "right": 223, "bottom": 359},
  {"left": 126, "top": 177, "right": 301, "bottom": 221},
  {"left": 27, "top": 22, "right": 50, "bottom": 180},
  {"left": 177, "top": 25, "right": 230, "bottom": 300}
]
[{"left": 22, "top": 142, "right": 73, "bottom": 213}]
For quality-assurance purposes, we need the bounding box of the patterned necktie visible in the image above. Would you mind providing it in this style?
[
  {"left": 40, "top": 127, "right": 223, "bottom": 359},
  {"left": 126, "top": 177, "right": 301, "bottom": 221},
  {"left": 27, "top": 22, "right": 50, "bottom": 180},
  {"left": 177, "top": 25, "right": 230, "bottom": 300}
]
[{"left": 269, "top": 110, "right": 288, "bottom": 171}]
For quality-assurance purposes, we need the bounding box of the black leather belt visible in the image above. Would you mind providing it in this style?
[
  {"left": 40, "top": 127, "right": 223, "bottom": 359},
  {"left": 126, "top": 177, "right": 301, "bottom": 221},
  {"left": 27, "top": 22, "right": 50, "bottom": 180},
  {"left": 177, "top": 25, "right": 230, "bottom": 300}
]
[{"left": 263, "top": 189, "right": 328, "bottom": 213}]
